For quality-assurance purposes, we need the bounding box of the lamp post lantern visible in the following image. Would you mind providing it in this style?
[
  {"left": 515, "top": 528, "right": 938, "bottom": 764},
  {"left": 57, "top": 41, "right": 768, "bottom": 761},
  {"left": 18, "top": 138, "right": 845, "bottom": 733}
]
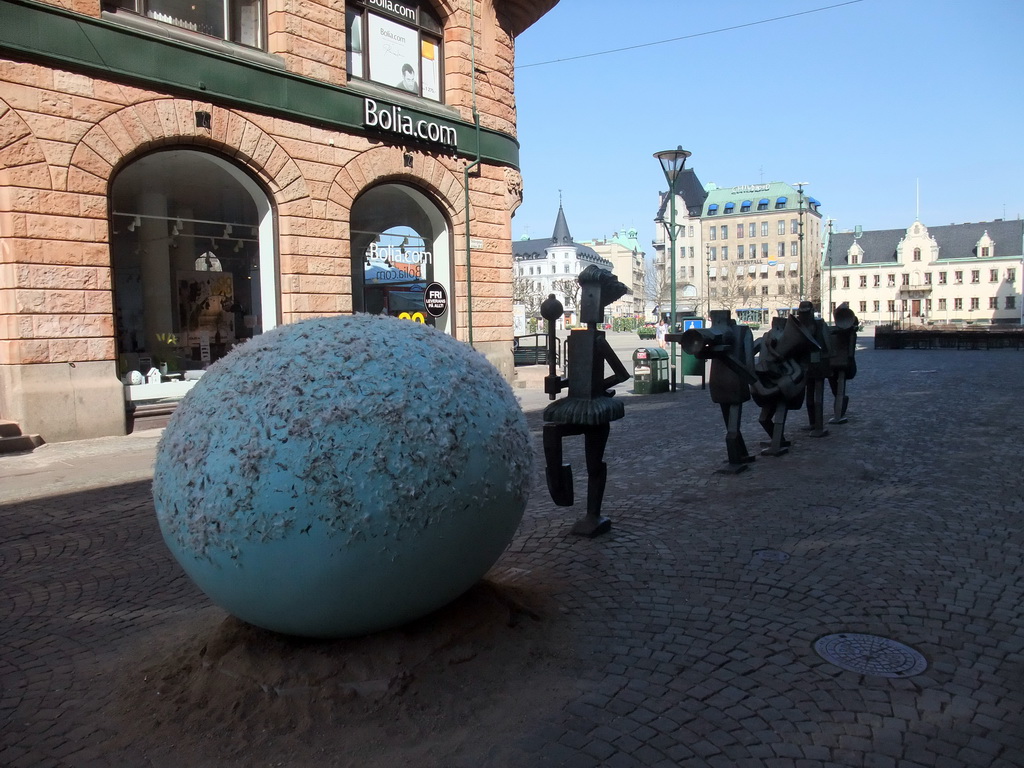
[{"left": 654, "top": 146, "right": 691, "bottom": 387}]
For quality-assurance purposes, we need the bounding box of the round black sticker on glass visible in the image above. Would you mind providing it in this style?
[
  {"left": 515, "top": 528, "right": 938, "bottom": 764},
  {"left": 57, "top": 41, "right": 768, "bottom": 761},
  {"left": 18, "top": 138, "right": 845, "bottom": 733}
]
[{"left": 424, "top": 282, "right": 448, "bottom": 317}]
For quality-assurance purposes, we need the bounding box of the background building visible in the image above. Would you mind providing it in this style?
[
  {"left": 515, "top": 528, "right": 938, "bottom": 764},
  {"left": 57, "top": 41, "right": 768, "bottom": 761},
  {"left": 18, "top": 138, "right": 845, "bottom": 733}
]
[
  {"left": 823, "top": 219, "right": 1023, "bottom": 326},
  {"left": 0, "top": 0, "right": 558, "bottom": 442},
  {"left": 653, "top": 172, "right": 824, "bottom": 325},
  {"left": 513, "top": 204, "right": 613, "bottom": 326},
  {"left": 651, "top": 166, "right": 707, "bottom": 323},
  {"left": 700, "top": 181, "right": 822, "bottom": 324},
  {"left": 581, "top": 229, "right": 646, "bottom": 319}
]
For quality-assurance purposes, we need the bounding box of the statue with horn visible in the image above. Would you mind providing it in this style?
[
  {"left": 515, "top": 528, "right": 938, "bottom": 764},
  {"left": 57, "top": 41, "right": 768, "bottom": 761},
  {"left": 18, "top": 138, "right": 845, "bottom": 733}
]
[
  {"left": 794, "top": 300, "right": 833, "bottom": 438},
  {"left": 828, "top": 302, "right": 859, "bottom": 424},
  {"left": 541, "top": 265, "right": 631, "bottom": 537},
  {"left": 676, "top": 309, "right": 757, "bottom": 472},
  {"left": 751, "top": 315, "right": 821, "bottom": 456}
]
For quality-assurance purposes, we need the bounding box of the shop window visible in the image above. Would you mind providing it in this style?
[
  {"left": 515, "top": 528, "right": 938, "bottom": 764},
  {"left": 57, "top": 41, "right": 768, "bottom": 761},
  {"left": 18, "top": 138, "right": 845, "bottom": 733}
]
[
  {"left": 111, "top": 149, "right": 275, "bottom": 405},
  {"left": 352, "top": 183, "right": 453, "bottom": 334},
  {"left": 347, "top": 0, "right": 443, "bottom": 102},
  {"left": 103, "top": 0, "right": 264, "bottom": 48}
]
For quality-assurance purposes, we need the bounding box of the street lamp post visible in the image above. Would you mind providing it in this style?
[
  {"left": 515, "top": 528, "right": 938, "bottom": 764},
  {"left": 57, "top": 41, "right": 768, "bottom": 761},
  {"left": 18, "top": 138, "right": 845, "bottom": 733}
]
[
  {"left": 654, "top": 146, "right": 691, "bottom": 389},
  {"left": 826, "top": 219, "right": 834, "bottom": 316},
  {"left": 794, "top": 181, "right": 809, "bottom": 303}
]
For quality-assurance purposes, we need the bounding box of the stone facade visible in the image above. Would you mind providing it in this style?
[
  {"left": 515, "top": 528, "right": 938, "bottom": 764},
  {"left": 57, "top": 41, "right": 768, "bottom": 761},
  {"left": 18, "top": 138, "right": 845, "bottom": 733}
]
[
  {"left": 824, "top": 218, "right": 1023, "bottom": 326},
  {"left": 0, "top": 0, "right": 557, "bottom": 441}
]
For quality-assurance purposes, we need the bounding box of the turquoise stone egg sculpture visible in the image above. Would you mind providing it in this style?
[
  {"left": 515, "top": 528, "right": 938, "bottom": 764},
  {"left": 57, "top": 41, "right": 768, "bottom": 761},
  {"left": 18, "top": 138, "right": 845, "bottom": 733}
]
[{"left": 153, "top": 315, "right": 532, "bottom": 638}]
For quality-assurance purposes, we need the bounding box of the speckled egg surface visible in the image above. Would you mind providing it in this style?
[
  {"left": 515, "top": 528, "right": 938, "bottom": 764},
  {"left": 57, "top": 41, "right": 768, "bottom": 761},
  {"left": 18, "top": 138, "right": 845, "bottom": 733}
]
[{"left": 153, "top": 314, "right": 532, "bottom": 638}]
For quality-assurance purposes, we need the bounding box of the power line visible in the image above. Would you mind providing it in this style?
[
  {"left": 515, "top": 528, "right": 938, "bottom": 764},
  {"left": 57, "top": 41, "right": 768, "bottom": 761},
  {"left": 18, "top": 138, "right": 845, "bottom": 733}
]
[{"left": 516, "top": 0, "right": 865, "bottom": 70}]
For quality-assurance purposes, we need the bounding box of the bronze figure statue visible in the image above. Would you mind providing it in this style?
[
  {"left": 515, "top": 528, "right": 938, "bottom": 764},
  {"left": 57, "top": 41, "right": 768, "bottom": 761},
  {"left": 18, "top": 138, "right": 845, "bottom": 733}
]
[
  {"left": 541, "top": 266, "right": 631, "bottom": 537},
  {"left": 828, "top": 302, "right": 858, "bottom": 424},
  {"left": 751, "top": 315, "right": 820, "bottom": 456},
  {"left": 677, "top": 309, "right": 757, "bottom": 473},
  {"left": 794, "top": 300, "right": 833, "bottom": 438}
]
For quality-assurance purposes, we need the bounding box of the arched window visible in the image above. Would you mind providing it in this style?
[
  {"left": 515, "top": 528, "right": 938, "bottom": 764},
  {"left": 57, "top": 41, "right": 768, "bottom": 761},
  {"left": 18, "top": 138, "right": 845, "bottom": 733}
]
[
  {"left": 351, "top": 183, "right": 453, "bottom": 334},
  {"left": 110, "top": 149, "right": 276, "bottom": 404},
  {"left": 913, "top": 247, "right": 921, "bottom": 261}
]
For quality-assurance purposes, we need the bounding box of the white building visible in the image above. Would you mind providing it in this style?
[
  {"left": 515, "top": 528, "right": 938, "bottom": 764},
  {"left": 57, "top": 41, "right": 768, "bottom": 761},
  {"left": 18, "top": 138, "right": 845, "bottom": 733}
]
[
  {"left": 823, "top": 218, "right": 1023, "bottom": 326},
  {"left": 581, "top": 229, "right": 646, "bottom": 318},
  {"left": 513, "top": 205, "right": 614, "bottom": 324}
]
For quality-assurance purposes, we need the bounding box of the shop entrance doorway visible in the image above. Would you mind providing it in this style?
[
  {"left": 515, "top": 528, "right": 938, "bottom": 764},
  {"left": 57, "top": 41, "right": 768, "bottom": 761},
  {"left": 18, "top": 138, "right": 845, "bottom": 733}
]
[
  {"left": 109, "top": 149, "right": 276, "bottom": 411},
  {"left": 350, "top": 184, "right": 453, "bottom": 336}
]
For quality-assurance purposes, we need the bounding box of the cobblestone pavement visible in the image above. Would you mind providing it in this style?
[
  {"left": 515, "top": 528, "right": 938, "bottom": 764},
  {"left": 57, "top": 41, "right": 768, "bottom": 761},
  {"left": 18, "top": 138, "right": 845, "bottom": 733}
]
[{"left": 3, "top": 344, "right": 1024, "bottom": 767}]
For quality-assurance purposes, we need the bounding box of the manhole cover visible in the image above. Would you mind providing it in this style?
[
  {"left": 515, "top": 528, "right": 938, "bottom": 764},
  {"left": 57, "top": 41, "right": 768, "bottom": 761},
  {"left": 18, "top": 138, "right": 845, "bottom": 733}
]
[{"left": 814, "top": 633, "right": 927, "bottom": 678}]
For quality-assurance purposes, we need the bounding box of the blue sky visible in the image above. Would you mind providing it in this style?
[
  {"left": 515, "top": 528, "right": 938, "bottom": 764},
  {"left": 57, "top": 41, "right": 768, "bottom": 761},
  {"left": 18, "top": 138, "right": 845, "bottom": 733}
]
[{"left": 511, "top": 0, "right": 1024, "bottom": 254}]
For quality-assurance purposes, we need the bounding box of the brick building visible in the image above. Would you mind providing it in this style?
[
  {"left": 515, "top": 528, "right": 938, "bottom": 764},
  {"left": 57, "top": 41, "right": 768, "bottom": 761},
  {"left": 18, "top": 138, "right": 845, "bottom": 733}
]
[{"left": 0, "top": 0, "right": 557, "bottom": 441}]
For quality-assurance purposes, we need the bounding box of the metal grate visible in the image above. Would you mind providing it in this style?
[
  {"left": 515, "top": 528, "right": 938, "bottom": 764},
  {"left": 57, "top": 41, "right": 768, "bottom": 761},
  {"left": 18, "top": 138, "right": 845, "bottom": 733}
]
[{"left": 814, "top": 633, "right": 927, "bottom": 678}]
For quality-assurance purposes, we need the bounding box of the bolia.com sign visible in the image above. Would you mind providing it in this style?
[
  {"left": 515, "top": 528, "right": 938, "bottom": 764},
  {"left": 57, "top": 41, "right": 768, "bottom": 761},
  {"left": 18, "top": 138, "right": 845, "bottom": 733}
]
[
  {"left": 366, "top": 240, "right": 432, "bottom": 278},
  {"left": 364, "top": 98, "right": 458, "bottom": 150}
]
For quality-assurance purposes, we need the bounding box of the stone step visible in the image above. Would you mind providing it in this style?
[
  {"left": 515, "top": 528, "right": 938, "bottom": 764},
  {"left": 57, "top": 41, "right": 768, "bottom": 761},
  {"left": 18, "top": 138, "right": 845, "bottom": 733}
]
[{"left": 0, "top": 420, "right": 45, "bottom": 454}]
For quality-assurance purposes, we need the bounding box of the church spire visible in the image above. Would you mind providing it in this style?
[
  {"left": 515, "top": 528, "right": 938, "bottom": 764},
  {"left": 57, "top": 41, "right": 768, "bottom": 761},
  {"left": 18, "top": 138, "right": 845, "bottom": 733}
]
[{"left": 551, "top": 201, "right": 572, "bottom": 245}]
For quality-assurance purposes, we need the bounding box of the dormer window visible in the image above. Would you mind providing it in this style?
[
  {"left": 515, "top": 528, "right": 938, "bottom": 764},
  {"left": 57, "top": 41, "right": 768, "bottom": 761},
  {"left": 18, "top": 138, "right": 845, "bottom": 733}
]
[
  {"left": 347, "top": 0, "right": 443, "bottom": 102},
  {"left": 976, "top": 230, "right": 994, "bottom": 258},
  {"left": 740, "top": 200, "right": 751, "bottom": 212}
]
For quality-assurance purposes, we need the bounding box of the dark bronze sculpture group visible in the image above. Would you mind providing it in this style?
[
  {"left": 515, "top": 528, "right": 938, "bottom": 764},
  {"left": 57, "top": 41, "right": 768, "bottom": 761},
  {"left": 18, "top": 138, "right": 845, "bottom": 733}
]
[
  {"left": 674, "top": 300, "right": 859, "bottom": 473},
  {"left": 539, "top": 264, "right": 858, "bottom": 534}
]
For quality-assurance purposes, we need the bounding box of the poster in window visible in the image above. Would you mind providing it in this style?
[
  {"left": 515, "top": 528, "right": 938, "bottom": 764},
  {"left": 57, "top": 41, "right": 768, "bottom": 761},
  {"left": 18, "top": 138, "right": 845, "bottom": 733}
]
[
  {"left": 346, "top": 8, "right": 364, "bottom": 78},
  {"left": 421, "top": 40, "right": 439, "bottom": 101},
  {"left": 177, "top": 271, "right": 235, "bottom": 348},
  {"left": 367, "top": 12, "right": 419, "bottom": 94}
]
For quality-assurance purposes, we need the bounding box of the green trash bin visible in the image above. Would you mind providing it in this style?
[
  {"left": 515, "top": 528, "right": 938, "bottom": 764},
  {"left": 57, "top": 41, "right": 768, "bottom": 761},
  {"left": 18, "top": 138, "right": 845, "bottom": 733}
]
[
  {"left": 677, "top": 318, "right": 705, "bottom": 377},
  {"left": 633, "top": 347, "right": 669, "bottom": 394}
]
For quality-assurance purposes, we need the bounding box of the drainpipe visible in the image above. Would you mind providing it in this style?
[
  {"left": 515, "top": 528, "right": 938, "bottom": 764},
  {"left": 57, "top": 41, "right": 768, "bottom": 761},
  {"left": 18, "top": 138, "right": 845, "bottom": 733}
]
[{"left": 463, "top": 0, "right": 481, "bottom": 346}]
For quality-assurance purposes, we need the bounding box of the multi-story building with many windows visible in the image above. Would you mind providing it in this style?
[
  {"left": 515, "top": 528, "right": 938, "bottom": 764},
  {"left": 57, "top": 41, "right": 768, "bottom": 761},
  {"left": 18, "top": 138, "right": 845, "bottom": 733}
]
[
  {"left": 0, "top": 0, "right": 558, "bottom": 442},
  {"left": 700, "top": 181, "right": 822, "bottom": 325},
  {"left": 822, "top": 218, "right": 1023, "bottom": 326},
  {"left": 581, "top": 228, "right": 646, "bottom": 319},
  {"left": 513, "top": 204, "right": 612, "bottom": 325},
  {"left": 651, "top": 166, "right": 707, "bottom": 322},
  {"left": 653, "top": 170, "right": 823, "bottom": 325}
]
